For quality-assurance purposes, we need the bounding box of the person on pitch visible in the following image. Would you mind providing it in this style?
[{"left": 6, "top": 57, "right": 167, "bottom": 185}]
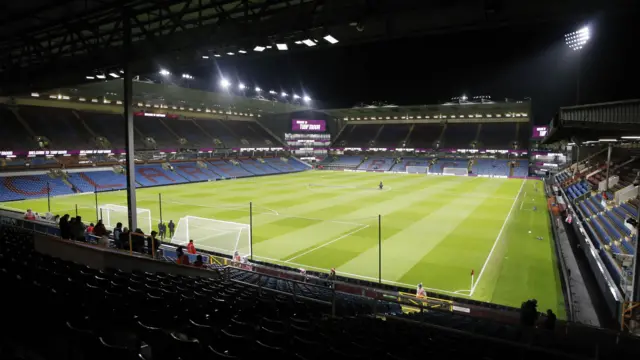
[{"left": 379, "top": 181, "right": 384, "bottom": 190}]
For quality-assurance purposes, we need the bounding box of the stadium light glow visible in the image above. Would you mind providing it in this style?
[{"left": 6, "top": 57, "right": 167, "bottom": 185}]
[
  {"left": 238, "top": 83, "right": 246, "bottom": 90},
  {"left": 254, "top": 46, "right": 265, "bottom": 52},
  {"left": 238, "top": 50, "right": 247, "bottom": 54},
  {"left": 214, "top": 54, "right": 221, "bottom": 57},
  {"left": 302, "top": 39, "right": 316, "bottom": 47},
  {"left": 96, "top": 74, "right": 106, "bottom": 79},
  {"left": 293, "top": 94, "right": 301, "bottom": 99},
  {"left": 281, "top": 92, "right": 288, "bottom": 97},
  {"left": 255, "top": 87, "right": 262, "bottom": 92},
  {"left": 202, "top": 55, "right": 209, "bottom": 59},
  {"left": 182, "top": 74, "right": 194, "bottom": 79},
  {"left": 303, "top": 95, "right": 311, "bottom": 102},
  {"left": 159, "top": 69, "right": 171, "bottom": 76},
  {"left": 599, "top": 138, "right": 617, "bottom": 142},
  {"left": 219, "top": 78, "right": 231, "bottom": 88},
  {"left": 227, "top": 52, "right": 235, "bottom": 56},
  {"left": 109, "top": 72, "right": 119, "bottom": 78},
  {"left": 565, "top": 27, "right": 590, "bottom": 51},
  {"left": 276, "top": 43, "right": 288, "bottom": 51},
  {"left": 269, "top": 90, "right": 277, "bottom": 95},
  {"left": 324, "top": 35, "right": 339, "bottom": 44},
  {"left": 621, "top": 136, "right": 640, "bottom": 139},
  {"left": 86, "top": 76, "right": 95, "bottom": 80}
]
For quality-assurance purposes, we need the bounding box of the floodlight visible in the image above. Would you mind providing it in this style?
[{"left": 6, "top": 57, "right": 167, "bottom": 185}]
[
  {"left": 96, "top": 74, "right": 106, "bottom": 79},
  {"left": 238, "top": 83, "right": 246, "bottom": 90},
  {"left": 227, "top": 52, "right": 235, "bottom": 55},
  {"left": 302, "top": 39, "right": 316, "bottom": 47},
  {"left": 293, "top": 94, "right": 301, "bottom": 99},
  {"left": 303, "top": 95, "right": 311, "bottom": 102},
  {"left": 86, "top": 76, "right": 95, "bottom": 80},
  {"left": 324, "top": 35, "right": 339, "bottom": 44},
  {"left": 220, "top": 78, "right": 231, "bottom": 88},
  {"left": 621, "top": 136, "right": 640, "bottom": 140},
  {"left": 254, "top": 46, "right": 265, "bottom": 52},
  {"left": 269, "top": 90, "right": 277, "bottom": 95},
  {"left": 182, "top": 74, "right": 193, "bottom": 79},
  {"left": 159, "top": 69, "right": 171, "bottom": 76},
  {"left": 599, "top": 138, "right": 617, "bottom": 142},
  {"left": 214, "top": 54, "right": 221, "bottom": 57},
  {"left": 276, "top": 43, "right": 288, "bottom": 51},
  {"left": 238, "top": 50, "right": 247, "bottom": 54},
  {"left": 295, "top": 41, "right": 303, "bottom": 45},
  {"left": 281, "top": 92, "right": 288, "bottom": 97},
  {"left": 109, "top": 72, "right": 119, "bottom": 78},
  {"left": 202, "top": 55, "right": 209, "bottom": 59},
  {"left": 255, "top": 87, "right": 262, "bottom": 92},
  {"left": 564, "top": 27, "right": 590, "bottom": 51}
]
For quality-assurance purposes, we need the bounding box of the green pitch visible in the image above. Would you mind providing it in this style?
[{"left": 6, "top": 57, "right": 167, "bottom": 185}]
[{"left": 1, "top": 171, "right": 565, "bottom": 317}]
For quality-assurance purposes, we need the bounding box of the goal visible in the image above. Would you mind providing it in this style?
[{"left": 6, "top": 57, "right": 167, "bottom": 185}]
[
  {"left": 98, "top": 204, "right": 152, "bottom": 234},
  {"left": 171, "top": 215, "right": 251, "bottom": 257},
  {"left": 406, "top": 165, "right": 428, "bottom": 174},
  {"left": 443, "top": 167, "right": 468, "bottom": 176}
]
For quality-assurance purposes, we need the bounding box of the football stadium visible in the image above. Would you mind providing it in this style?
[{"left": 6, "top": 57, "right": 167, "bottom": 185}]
[{"left": 1, "top": 1, "right": 640, "bottom": 359}]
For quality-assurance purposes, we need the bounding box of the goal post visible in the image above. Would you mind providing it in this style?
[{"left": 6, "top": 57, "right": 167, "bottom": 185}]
[
  {"left": 406, "top": 165, "right": 428, "bottom": 174},
  {"left": 171, "top": 215, "right": 251, "bottom": 257},
  {"left": 98, "top": 204, "right": 152, "bottom": 234},
  {"left": 443, "top": 167, "right": 468, "bottom": 176}
]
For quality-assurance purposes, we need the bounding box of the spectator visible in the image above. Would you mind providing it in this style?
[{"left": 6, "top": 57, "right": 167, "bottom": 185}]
[
  {"left": 93, "top": 220, "right": 109, "bottom": 247},
  {"left": 147, "top": 231, "right": 160, "bottom": 256},
  {"left": 59, "top": 214, "right": 71, "bottom": 239},
  {"left": 113, "top": 222, "right": 123, "bottom": 248},
  {"left": 187, "top": 240, "right": 197, "bottom": 254},
  {"left": 520, "top": 299, "right": 539, "bottom": 327},
  {"left": 131, "top": 228, "right": 145, "bottom": 253},
  {"left": 544, "top": 309, "right": 556, "bottom": 330},
  {"left": 168, "top": 220, "right": 175, "bottom": 238},
  {"left": 24, "top": 209, "right": 36, "bottom": 221},
  {"left": 176, "top": 246, "right": 190, "bottom": 265},
  {"left": 87, "top": 223, "right": 95, "bottom": 234},
  {"left": 119, "top": 227, "right": 130, "bottom": 250},
  {"left": 70, "top": 216, "right": 86, "bottom": 241},
  {"left": 193, "top": 255, "right": 204, "bottom": 268},
  {"left": 416, "top": 283, "right": 426, "bottom": 298}
]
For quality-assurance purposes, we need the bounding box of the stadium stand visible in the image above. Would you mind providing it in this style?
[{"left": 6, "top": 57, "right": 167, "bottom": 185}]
[
  {"left": 135, "top": 164, "right": 189, "bottom": 186},
  {"left": 168, "top": 162, "right": 220, "bottom": 182},
  {"left": 263, "top": 158, "right": 309, "bottom": 173},
  {"left": 19, "top": 106, "right": 94, "bottom": 150},
  {"left": 443, "top": 123, "right": 478, "bottom": 149},
  {"left": 319, "top": 156, "right": 363, "bottom": 170},
  {"left": 192, "top": 119, "right": 239, "bottom": 148},
  {"left": 223, "top": 121, "right": 275, "bottom": 147},
  {"left": 358, "top": 157, "right": 395, "bottom": 171},
  {"left": 67, "top": 171, "right": 128, "bottom": 192},
  {"left": 161, "top": 119, "right": 212, "bottom": 148},
  {"left": 77, "top": 112, "right": 126, "bottom": 148},
  {"left": 479, "top": 123, "right": 516, "bottom": 149},
  {"left": 134, "top": 117, "right": 179, "bottom": 148},
  {"left": 0, "top": 175, "right": 75, "bottom": 201},
  {"left": 208, "top": 160, "right": 254, "bottom": 178},
  {"left": 407, "top": 123, "right": 444, "bottom": 148},
  {"left": 334, "top": 124, "right": 382, "bottom": 147},
  {"left": 0, "top": 106, "right": 33, "bottom": 151},
  {"left": 375, "top": 124, "right": 411, "bottom": 147}
]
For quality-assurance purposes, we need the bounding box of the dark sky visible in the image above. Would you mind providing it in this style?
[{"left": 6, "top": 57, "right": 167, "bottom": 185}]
[{"left": 187, "top": 11, "right": 640, "bottom": 126}]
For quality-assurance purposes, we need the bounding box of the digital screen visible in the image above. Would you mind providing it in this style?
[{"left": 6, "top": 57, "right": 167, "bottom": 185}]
[
  {"left": 532, "top": 126, "right": 549, "bottom": 139},
  {"left": 292, "top": 119, "right": 326, "bottom": 132}
]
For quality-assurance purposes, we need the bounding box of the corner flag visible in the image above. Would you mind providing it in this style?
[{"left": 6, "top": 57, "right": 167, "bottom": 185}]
[
  {"left": 471, "top": 269, "right": 474, "bottom": 276},
  {"left": 470, "top": 269, "right": 475, "bottom": 290}
]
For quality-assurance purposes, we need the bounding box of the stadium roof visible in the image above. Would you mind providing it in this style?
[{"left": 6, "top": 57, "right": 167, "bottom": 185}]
[
  {"left": 0, "top": 0, "right": 617, "bottom": 96},
  {"left": 543, "top": 99, "right": 640, "bottom": 144}
]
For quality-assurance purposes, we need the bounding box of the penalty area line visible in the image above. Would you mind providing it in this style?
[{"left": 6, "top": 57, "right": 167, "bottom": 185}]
[
  {"left": 283, "top": 224, "right": 370, "bottom": 263},
  {"left": 252, "top": 255, "right": 470, "bottom": 297},
  {"left": 470, "top": 179, "right": 526, "bottom": 296}
]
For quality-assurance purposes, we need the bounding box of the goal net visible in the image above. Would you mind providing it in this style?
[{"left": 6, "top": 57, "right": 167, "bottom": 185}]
[
  {"left": 171, "top": 215, "right": 251, "bottom": 257},
  {"left": 406, "top": 165, "right": 428, "bottom": 174},
  {"left": 443, "top": 167, "right": 468, "bottom": 176},
  {"left": 98, "top": 204, "right": 152, "bottom": 234}
]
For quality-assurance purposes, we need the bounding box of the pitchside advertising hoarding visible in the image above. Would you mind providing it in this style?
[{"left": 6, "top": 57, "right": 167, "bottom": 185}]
[
  {"left": 292, "top": 119, "right": 326, "bottom": 132},
  {"left": 532, "top": 126, "right": 549, "bottom": 139}
]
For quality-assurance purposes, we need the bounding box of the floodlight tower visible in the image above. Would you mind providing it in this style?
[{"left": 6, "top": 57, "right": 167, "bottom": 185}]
[{"left": 564, "top": 27, "right": 590, "bottom": 105}]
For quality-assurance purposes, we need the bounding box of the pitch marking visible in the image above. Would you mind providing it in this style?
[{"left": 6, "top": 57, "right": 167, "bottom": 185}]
[
  {"left": 283, "top": 224, "right": 370, "bottom": 263},
  {"left": 470, "top": 179, "right": 526, "bottom": 296}
]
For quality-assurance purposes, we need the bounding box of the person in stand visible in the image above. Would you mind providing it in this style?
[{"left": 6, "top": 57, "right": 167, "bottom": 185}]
[
  {"left": 86, "top": 223, "right": 95, "bottom": 234},
  {"left": 70, "top": 216, "right": 86, "bottom": 242},
  {"left": 59, "top": 214, "right": 71, "bottom": 240},
  {"left": 24, "top": 209, "right": 36, "bottom": 221},
  {"left": 168, "top": 220, "right": 175, "bottom": 238},
  {"left": 113, "top": 222, "right": 123, "bottom": 248},
  {"left": 93, "top": 220, "right": 109, "bottom": 247},
  {"left": 193, "top": 255, "right": 204, "bottom": 268},
  {"left": 187, "top": 240, "right": 197, "bottom": 255},
  {"left": 131, "top": 228, "right": 146, "bottom": 253},
  {"left": 416, "top": 283, "right": 426, "bottom": 298},
  {"left": 147, "top": 231, "right": 161, "bottom": 257},
  {"left": 176, "top": 246, "right": 190, "bottom": 265},
  {"left": 544, "top": 309, "right": 556, "bottom": 330},
  {"left": 119, "top": 227, "right": 130, "bottom": 250}
]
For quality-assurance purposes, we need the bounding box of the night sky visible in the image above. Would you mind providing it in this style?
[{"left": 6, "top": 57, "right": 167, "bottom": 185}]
[{"left": 182, "top": 10, "right": 639, "bottom": 126}]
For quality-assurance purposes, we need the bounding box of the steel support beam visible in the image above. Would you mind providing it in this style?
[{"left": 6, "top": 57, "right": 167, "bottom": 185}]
[
  {"left": 123, "top": 9, "right": 138, "bottom": 233},
  {"left": 605, "top": 143, "right": 612, "bottom": 192}
]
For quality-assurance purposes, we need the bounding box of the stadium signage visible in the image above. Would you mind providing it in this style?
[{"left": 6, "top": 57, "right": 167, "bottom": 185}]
[
  {"left": 532, "top": 126, "right": 549, "bottom": 139},
  {"left": 28, "top": 150, "right": 68, "bottom": 155},
  {"left": 238, "top": 147, "right": 285, "bottom": 151},
  {"left": 292, "top": 119, "right": 326, "bottom": 132}
]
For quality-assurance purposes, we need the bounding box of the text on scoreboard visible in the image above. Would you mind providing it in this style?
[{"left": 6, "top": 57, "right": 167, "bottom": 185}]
[
  {"left": 292, "top": 119, "right": 326, "bottom": 132},
  {"left": 532, "top": 126, "right": 549, "bottom": 139}
]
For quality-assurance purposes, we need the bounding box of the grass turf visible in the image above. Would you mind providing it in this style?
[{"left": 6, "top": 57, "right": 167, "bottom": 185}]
[{"left": 1, "top": 170, "right": 565, "bottom": 317}]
